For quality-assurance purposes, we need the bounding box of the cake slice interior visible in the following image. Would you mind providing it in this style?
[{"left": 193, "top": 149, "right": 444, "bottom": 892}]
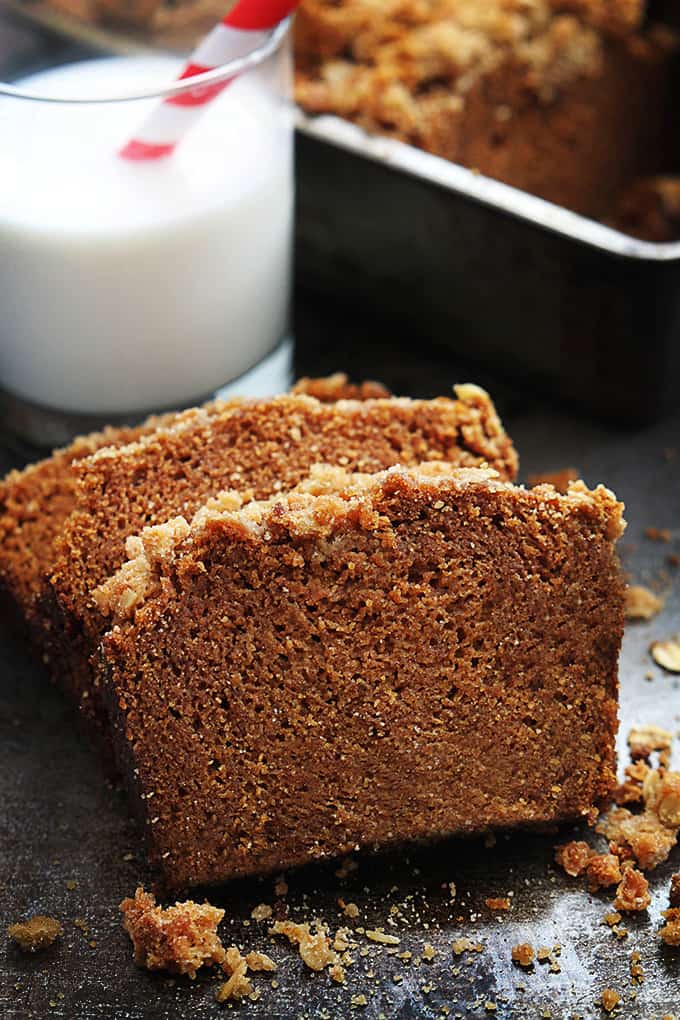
[{"left": 97, "top": 462, "right": 625, "bottom": 890}]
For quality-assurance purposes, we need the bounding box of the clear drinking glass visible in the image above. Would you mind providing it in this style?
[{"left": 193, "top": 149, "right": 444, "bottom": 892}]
[{"left": 0, "top": 20, "right": 293, "bottom": 446}]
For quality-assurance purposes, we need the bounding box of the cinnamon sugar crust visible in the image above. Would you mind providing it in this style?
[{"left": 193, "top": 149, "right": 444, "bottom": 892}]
[
  {"left": 100, "top": 464, "right": 624, "bottom": 889},
  {"left": 46, "top": 386, "right": 517, "bottom": 726}
]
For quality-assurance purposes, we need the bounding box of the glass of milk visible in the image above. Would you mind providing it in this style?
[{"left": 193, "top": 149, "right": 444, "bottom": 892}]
[{"left": 0, "top": 24, "right": 293, "bottom": 445}]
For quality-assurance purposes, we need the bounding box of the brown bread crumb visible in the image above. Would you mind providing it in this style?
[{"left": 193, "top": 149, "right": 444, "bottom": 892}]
[
  {"left": 216, "top": 947, "right": 253, "bottom": 1002},
  {"left": 658, "top": 907, "right": 680, "bottom": 946},
  {"left": 627, "top": 724, "right": 672, "bottom": 760},
  {"left": 650, "top": 637, "right": 680, "bottom": 674},
  {"left": 250, "top": 904, "right": 273, "bottom": 922},
  {"left": 670, "top": 874, "right": 680, "bottom": 907},
  {"left": 339, "top": 899, "right": 360, "bottom": 919},
  {"left": 624, "top": 585, "right": 664, "bottom": 620},
  {"left": 629, "top": 950, "right": 644, "bottom": 984},
  {"left": 269, "top": 920, "right": 338, "bottom": 971},
  {"left": 555, "top": 840, "right": 595, "bottom": 877},
  {"left": 328, "top": 963, "right": 346, "bottom": 984},
  {"left": 586, "top": 853, "right": 622, "bottom": 890},
  {"left": 613, "top": 865, "right": 651, "bottom": 913},
  {"left": 365, "top": 929, "right": 400, "bottom": 946},
  {"left": 511, "top": 943, "right": 535, "bottom": 968},
  {"left": 7, "top": 915, "right": 61, "bottom": 952},
  {"left": 598, "top": 805, "right": 678, "bottom": 870},
  {"left": 645, "top": 527, "right": 672, "bottom": 542},
  {"left": 245, "top": 950, "right": 277, "bottom": 972},
  {"left": 120, "top": 887, "right": 225, "bottom": 978},
  {"left": 484, "top": 897, "right": 511, "bottom": 911},
  {"left": 613, "top": 761, "right": 651, "bottom": 806},
  {"left": 600, "top": 987, "right": 620, "bottom": 1012}
]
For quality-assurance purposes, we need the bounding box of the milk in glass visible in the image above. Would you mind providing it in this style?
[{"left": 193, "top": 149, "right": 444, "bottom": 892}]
[{"left": 0, "top": 56, "right": 292, "bottom": 415}]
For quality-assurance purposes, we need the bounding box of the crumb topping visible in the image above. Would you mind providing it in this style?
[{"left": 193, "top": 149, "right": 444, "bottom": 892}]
[
  {"left": 624, "top": 585, "right": 664, "bottom": 620},
  {"left": 120, "top": 887, "right": 225, "bottom": 978},
  {"left": 511, "top": 942, "right": 535, "bottom": 967},
  {"left": 269, "top": 920, "right": 339, "bottom": 972},
  {"left": 7, "top": 915, "right": 61, "bottom": 952}
]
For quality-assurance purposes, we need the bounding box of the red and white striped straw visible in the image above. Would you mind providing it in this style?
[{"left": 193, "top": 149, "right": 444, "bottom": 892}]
[{"left": 120, "top": 0, "right": 298, "bottom": 161}]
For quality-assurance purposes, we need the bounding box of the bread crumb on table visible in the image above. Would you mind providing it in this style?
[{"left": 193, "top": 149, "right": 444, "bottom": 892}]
[
  {"left": 250, "top": 903, "right": 273, "bottom": 921},
  {"left": 627, "top": 724, "right": 672, "bottom": 760},
  {"left": 484, "top": 897, "right": 511, "bottom": 911},
  {"left": 215, "top": 947, "right": 253, "bottom": 1003},
  {"left": 365, "top": 928, "right": 400, "bottom": 945},
  {"left": 650, "top": 637, "right": 680, "bottom": 673},
  {"left": 269, "top": 920, "right": 338, "bottom": 972},
  {"left": 511, "top": 943, "right": 535, "bottom": 968},
  {"left": 600, "top": 987, "right": 620, "bottom": 1012},
  {"left": 585, "top": 853, "right": 622, "bottom": 890},
  {"left": 7, "top": 915, "right": 61, "bottom": 952},
  {"left": 645, "top": 527, "right": 672, "bottom": 542},
  {"left": 670, "top": 874, "right": 680, "bottom": 907},
  {"left": 245, "top": 950, "right": 277, "bottom": 972},
  {"left": 120, "top": 887, "right": 226, "bottom": 978},
  {"left": 613, "top": 864, "right": 651, "bottom": 913},
  {"left": 554, "top": 840, "right": 594, "bottom": 877},
  {"left": 624, "top": 585, "right": 664, "bottom": 620},
  {"left": 658, "top": 907, "right": 680, "bottom": 946}
]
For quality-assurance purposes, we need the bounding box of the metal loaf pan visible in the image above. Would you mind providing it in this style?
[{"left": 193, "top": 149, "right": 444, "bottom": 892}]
[{"left": 294, "top": 113, "right": 680, "bottom": 424}]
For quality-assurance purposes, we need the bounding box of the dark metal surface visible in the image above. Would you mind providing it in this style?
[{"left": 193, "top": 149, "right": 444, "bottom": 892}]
[{"left": 1, "top": 347, "right": 679, "bottom": 1019}]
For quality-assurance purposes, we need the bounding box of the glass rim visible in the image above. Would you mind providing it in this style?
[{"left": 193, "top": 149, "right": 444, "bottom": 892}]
[{"left": 0, "top": 16, "right": 290, "bottom": 104}]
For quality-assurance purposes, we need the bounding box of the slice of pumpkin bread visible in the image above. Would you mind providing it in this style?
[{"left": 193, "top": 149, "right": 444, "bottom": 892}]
[
  {"left": 97, "top": 463, "right": 624, "bottom": 890},
  {"left": 46, "top": 385, "right": 517, "bottom": 725}
]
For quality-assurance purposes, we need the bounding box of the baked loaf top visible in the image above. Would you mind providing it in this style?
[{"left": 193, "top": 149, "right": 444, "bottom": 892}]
[
  {"left": 100, "top": 463, "right": 624, "bottom": 888},
  {"left": 295, "top": 0, "right": 650, "bottom": 113}
]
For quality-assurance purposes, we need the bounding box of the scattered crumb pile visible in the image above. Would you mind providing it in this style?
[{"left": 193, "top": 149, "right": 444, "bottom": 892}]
[
  {"left": 120, "top": 887, "right": 278, "bottom": 1003},
  {"left": 556, "top": 724, "right": 680, "bottom": 945},
  {"left": 7, "top": 915, "right": 61, "bottom": 952},
  {"left": 624, "top": 584, "right": 664, "bottom": 621}
]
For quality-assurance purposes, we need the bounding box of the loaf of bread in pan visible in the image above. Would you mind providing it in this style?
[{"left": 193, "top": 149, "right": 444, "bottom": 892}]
[{"left": 294, "top": 0, "right": 677, "bottom": 221}]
